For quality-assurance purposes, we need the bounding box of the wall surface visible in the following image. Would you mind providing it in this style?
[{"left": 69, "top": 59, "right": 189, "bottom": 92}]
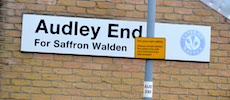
[{"left": 0, "top": 0, "right": 230, "bottom": 100}]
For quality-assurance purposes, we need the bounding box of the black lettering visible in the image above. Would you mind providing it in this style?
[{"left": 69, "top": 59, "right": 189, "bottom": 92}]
[
  {"left": 110, "top": 43, "right": 115, "bottom": 51},
  {"left": 91, "top": 26, "right": 101, "bottom": 40},
  {"left": 62, "top": 21, "right": 72, "bottom": 35},
  {"left": 80, "top": 26, "right": 89, "bottom": 36},
  {"left": 35, "top": 19, "right": 48, "bottom": 33},
  {"left": 75, "top": 22, "right": 78, "bottom": 35},
  {"left": 35, "top": 39, "right": 40, "bottom": 46},
  {"left": 108, "top": 24, "right": 118, "bottom": 38},
  {"left": 54, "top": 40, "right": 59, "bottom": 47},
  {"left": 132, "top": 26, "right": 142, "bottom": 38},
  {"left": 92, "top": 42, "right": 101, "bottom": 49},
  {"left": 121, "top": 28, "right": 130, "bottom": 38},
  {"left": 50, "top": 24, "right": 60, "bottom": 34}
]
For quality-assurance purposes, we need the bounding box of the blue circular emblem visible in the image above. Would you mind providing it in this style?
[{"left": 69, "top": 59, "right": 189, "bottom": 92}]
[{"left": 180, "top": 30, "right": 205, "bottom": 56}]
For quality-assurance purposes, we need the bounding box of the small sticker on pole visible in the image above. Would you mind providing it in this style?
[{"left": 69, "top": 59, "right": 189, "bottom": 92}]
[{"left": 143, "top": 81, "right": 153, "bottom": 98}]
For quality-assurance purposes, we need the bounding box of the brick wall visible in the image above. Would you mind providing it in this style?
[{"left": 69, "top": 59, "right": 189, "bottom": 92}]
[{"left": 0, "top": 0, "right": 229, "bottom": 100}]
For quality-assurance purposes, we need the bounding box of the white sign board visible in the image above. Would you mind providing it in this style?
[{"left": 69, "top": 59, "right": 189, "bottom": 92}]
[
  {"left": 21, "top": 14, "right": 211, "bottom": 62},
  {"left": 21, "top": 14, "right": 146, "bottom": 58}
]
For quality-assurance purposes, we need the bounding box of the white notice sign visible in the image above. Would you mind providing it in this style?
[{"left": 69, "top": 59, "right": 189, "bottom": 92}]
[
  {"left": 21, "top": 14, "right": 211, "bottom": 62},
  {"left": 143, "top": 81, "right": 153, "bottom": 98},
  {"left": 21, "top": 14, "right": 146, "bottom": 58}
]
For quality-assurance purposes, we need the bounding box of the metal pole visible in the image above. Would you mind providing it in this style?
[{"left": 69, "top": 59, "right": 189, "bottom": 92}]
[{"left": 144, "top": 0, "right": 156, "bottom": 100}]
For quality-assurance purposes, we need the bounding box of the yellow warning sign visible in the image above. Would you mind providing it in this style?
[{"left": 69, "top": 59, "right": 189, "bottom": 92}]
[{"left": 135, "top": 38, "right": 165, "bottom": 59}]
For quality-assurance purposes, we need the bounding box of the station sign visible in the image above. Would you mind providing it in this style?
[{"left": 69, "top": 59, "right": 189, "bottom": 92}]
[
  {"left": 21, "top": 14, "right": 211, "bottom": 62},
  {"left": 21, "top": 14, "right": 146, "bottom": 58}
]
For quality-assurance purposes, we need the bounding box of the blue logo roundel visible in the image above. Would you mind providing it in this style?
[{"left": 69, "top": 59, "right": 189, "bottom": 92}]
[{"left": 180, "top": 30, "right": 205, "bottom": 56}]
